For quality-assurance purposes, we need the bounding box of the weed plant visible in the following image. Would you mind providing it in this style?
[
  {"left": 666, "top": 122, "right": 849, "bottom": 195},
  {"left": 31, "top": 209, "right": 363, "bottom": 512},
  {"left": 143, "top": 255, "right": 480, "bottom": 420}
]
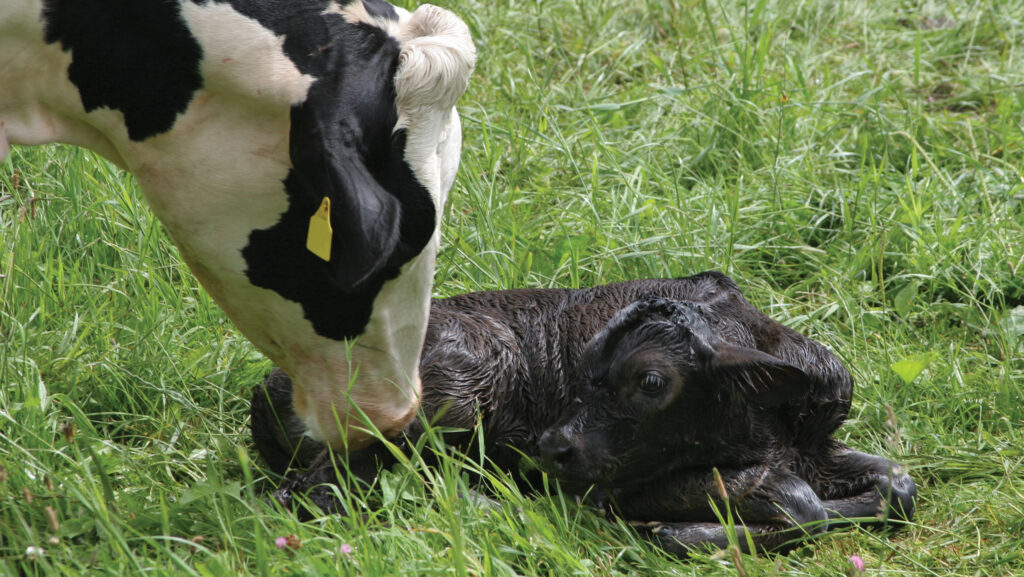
[{"left": 2, "top": 0, "right": 1023, "bottom": 575}]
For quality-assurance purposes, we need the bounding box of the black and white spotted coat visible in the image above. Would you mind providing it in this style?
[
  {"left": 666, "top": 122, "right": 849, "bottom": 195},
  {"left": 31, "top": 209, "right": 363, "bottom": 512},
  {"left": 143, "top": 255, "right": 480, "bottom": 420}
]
[{"left": 0, "top": 0, "right": 476, "bottom": 449}]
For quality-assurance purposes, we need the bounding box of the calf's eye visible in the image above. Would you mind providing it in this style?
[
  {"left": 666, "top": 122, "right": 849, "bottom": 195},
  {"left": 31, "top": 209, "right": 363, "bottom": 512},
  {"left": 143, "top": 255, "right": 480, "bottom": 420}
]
[{"left": 639, "top": 373, "right": 665, "bottom": 394}]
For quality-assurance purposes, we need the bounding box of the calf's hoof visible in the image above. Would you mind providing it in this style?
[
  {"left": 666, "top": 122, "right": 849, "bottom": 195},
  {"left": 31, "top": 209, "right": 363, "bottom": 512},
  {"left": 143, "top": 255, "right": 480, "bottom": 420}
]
[
  {"left": 270, "top": 451, "right": 348, "bottom": 520},
  {"left": 273, "top": 483, "right": 346, "bottom": 521},
  {"left": 880, "top": 466, "right": 917, "bottom": 524}
]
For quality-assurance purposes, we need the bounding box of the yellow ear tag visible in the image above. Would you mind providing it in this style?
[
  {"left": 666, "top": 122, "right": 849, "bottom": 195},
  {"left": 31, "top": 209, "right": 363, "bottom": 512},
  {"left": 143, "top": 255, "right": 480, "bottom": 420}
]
[{"left": 306, "top": 196, "right": 333, "bottom": 262}]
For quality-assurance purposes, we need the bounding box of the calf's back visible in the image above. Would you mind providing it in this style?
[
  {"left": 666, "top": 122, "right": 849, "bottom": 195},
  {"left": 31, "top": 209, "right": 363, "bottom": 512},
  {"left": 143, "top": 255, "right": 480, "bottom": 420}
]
[{"left": 416, "top": 271, "right": 853, "bottom": 471}]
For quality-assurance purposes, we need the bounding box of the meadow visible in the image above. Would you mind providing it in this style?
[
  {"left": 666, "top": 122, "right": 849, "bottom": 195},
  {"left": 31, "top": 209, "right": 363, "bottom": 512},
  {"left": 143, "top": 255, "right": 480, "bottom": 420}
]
[{"left": 2, "top": 0, "right": 1023, "bottom": 575}]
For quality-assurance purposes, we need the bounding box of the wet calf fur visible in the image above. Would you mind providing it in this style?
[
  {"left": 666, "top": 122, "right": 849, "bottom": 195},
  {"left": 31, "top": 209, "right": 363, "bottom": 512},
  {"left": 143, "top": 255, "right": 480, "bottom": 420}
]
[{"left": 251, "top": 271, "right": 916, "bottom": 555}]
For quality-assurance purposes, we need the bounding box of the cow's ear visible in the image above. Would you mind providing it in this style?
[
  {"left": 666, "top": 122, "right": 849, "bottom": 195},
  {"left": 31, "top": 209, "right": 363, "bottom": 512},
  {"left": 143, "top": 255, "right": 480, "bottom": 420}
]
[
  {"left": 706, "top": 344, "right": 811, "bottom": 406},
  {"left": 288, "top": 99, "right": 403, "bottom": 292}
]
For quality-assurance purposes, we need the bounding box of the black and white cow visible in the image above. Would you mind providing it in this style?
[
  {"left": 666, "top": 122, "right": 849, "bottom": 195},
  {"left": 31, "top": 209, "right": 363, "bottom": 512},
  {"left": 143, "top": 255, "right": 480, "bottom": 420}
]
[{"left": 0, "top": 0, "right": 476, "bottom": 449}]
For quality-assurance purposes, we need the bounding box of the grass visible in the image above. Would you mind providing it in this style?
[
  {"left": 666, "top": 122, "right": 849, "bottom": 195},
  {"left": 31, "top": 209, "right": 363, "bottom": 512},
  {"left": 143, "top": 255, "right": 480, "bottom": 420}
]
[{"left": 2, "top": 0, "right": 1023, "bottom": 574}]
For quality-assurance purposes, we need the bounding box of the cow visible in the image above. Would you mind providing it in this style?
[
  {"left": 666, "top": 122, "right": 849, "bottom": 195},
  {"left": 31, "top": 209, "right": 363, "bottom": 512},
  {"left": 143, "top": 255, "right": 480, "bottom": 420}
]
[
  {"left": 0, "top": 0, "right": 476, "bottom": 450},
  {"left": 251, "top": 272, "right": 917, "bottom": 555}
]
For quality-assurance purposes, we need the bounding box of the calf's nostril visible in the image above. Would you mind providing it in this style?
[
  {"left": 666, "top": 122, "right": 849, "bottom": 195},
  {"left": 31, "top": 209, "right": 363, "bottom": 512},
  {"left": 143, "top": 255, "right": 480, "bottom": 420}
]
[
  {"left": 551, "top": 442, "right": 574, "bottom": 464},
  {"left": 539, "top": 430, "right": 576, "bottom": 471}
]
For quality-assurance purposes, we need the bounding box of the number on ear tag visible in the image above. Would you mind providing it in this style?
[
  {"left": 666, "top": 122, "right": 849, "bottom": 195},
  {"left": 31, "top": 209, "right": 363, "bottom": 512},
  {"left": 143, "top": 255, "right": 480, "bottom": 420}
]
[{"left": 306, "top": 197, "right": 333, "bottom": 261}]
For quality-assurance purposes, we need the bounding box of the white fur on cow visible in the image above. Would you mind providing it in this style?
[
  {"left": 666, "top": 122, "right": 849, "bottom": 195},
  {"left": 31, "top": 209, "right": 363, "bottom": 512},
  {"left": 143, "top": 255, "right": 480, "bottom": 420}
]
[{"left": 0, "top": 0, "right": 476, "bottom": 450}]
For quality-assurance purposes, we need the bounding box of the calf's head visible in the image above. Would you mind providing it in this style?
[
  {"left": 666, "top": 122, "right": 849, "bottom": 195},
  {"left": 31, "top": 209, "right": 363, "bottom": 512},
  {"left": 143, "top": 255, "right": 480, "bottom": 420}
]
[{"left": 538, "top": 296, "right": 812, "bottom": 488}]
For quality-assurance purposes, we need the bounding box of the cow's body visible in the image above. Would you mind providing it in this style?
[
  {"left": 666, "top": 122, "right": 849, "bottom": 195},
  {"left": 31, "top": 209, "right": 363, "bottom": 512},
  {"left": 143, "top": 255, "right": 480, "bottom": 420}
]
[{"left": 0, "top": 0, "right": 475, "bottom": 449}]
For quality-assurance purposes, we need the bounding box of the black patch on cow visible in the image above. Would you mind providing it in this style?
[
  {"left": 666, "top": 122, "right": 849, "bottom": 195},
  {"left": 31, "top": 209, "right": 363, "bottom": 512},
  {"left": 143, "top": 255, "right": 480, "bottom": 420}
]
[
  {"left": 41, "top": 0, "right": 203, "bottom": 141},
  {"left": 361, "top": 0, "right": 400, "bottom": 20},
  {"left": 244, "top": 128, "right": 436, "bottom": 340},
  {"left": 227, "top": 0, "right": 438, "bottom": 340}
]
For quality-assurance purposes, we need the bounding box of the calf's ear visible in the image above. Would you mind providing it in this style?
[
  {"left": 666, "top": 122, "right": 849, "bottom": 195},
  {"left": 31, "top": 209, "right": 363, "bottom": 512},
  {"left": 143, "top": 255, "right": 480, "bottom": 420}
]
[
  {"left": 583, "top": 295, "right": 682, "bottom": 366},
  {"left": 707, "top": 344, "right": 811, "bottom": 406}
]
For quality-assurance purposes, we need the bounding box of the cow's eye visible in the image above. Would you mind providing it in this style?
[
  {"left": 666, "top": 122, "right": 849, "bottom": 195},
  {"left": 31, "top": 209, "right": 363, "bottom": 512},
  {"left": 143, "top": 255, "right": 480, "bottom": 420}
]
[{"left": 639, "top": 373, "right": 665, "bottom": 394}]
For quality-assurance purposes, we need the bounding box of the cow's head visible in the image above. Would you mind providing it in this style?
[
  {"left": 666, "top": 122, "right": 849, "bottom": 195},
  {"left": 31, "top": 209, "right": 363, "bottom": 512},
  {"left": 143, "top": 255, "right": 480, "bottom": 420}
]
[
  {"left": 1, "top": 0, "right": 475, "bottom": 451},
  {"left": 538, "top": 296, "right": 812, "bottom": 488},
  {"left": 232, "top": 2, "right": 477, "bottom": 450}
]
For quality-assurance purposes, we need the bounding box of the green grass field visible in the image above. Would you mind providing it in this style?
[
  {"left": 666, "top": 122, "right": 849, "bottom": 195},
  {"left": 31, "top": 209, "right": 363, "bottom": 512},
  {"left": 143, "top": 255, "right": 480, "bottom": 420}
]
[{"left": 2, "top": 0, "right": 1023, "bottom": 575}]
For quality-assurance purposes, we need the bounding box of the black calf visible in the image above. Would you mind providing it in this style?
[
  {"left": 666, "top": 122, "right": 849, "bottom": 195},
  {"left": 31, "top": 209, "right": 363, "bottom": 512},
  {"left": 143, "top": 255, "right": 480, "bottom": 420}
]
[{"left": 251, "top": 271, "right": 916, "bottom": 555}]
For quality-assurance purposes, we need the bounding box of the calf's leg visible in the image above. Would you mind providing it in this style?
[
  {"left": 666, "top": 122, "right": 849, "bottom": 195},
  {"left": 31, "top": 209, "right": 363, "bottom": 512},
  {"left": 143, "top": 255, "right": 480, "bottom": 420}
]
[
  {"left": 250, "top": 368, "right": 326, "bottom": 475},
  {"left": 801, "top": 444, "right": 916, "bottom": 525},
  {"left": 270, "top": 441, "right": 398, "bottom": 519},
  {"left": 614, "top": 466, "right": 828, "bottom": 556},
  {"left": 251, "top": 369, "right": 395, "bottom": 517}
]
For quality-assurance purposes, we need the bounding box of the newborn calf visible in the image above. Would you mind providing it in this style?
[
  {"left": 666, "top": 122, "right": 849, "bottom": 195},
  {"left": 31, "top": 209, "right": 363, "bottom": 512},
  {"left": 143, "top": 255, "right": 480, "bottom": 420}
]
[{"left": 251, "top": 271, "right": 916, "bottom": 555}]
